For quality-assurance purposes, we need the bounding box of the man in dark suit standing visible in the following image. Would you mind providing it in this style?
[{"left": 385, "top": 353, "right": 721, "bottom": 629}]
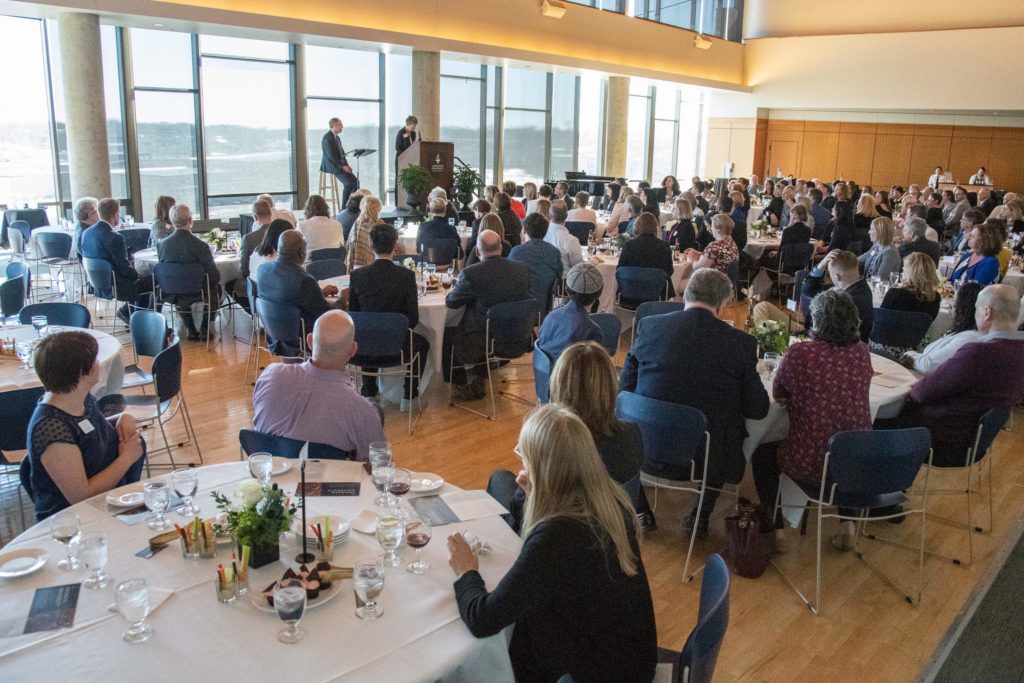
[
  {"left": 444, "top": 230, "right": 531, "bottom": 400},
  {"left": 156, "top": 204, "right": 221, "bottom": 340},
  {"left": 255, "top": 230, "right": 339, "bottom": 341},
  {"left": 80, "top": 197, "right": 153, "bottom": 325},
  {"left": 621, "top": 268, "right": 770, "bottom": 536},
  {"left": 320, "top": 117, "right": 359, "bottom": 207},
  {"left": 348, "top": 223, "right": 430, "bottom": 412}
]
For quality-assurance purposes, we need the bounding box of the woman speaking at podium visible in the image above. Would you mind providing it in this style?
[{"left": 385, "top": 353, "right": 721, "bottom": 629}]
[{"left": 395, "top": 115, "right": 418, "bottom": 178}]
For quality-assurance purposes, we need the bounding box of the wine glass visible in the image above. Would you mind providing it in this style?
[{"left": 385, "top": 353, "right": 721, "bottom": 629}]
[
  {"left": 247, "top": 453, "right": 273, "bottom": 486},
  {"left": 72, "top": 531, "right": 110, "bottom": 589},
  {"left": 15, "top": 341, "right": 32, "bottom": 369},
  {"left": 353, "top": 561, "right": 385, "bottom": 620},
  {"left": 389, "top": 468, "right": 412, "bottom": 508},
  {"left": 375, "top": 512, "right": 404, "bottom": 567},
  {"left": 405, "top": 518, "right": 432, "bottom": 575},
  {"left": 395, "top": 217, "right": 404, "bottom": 231},
  {"left": 763, "top": 352, "right": 781, "bottom": 381},
  {"left": 447, "top": 218, "right": 455, "bottom": 228},
  {"left": 49, "top": 511, "right": 81, "bottom": 571},
  {"left": 31, "top": 315, "right": 48, "bottom": 339},
  {"left": 274, "top": 578, "right": 307, "bottom": 644},
  {"left": 115, "top": 579, "right": 154, "bottom": 643},
  {"left": 441, "top": 271, "right": 453, "bottom": 291},
  {"left": 372, "top": 466, "right": 396, "bottom": 508},
  {"left": 889, "top": 272, "right": 900, "bottom": 286},
  {"left": 869, "top": 275, "right": 881, "bottom": 292},
  {"left": 171, "top": 468, "right": 199, "bottom": 517},
  {"left": 143, "top": 481, "right": 171, "bottom": 531}
]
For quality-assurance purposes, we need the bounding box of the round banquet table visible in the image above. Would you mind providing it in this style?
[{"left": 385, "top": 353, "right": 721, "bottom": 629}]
[
  {"left": 746, "top": 205, "right": 765, "bottom": 224},
  {"left": 0, "top": 326, "right": 123, "bottom": 396},
  {"left": 132, "top": 248, "right": 242, "bottom": 285},
  {"left": 743, "top": 237, "right": 780, "bottom": 261},
  {"left": 587, "top": 253, "right": 693, "bottom": 314},
  {"left": 0, "top": 461, "right": 521, "bottom": 682}
]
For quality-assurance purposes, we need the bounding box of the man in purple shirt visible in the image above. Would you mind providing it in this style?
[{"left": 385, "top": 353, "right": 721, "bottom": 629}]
[{"left": 252, "top": 310, "right": 385, "bottom": 460}]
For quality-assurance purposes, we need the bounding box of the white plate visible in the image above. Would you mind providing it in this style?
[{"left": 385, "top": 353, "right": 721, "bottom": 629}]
[
  {"left": 411, "top": 473, "right": 444, "bottom": 493},
  {"left": 271, "top": 457, "right": 291, "bottom": 476},
  {"left": 0, "top": 548, "right": 48, "bottom": 578},
  {"left": 106, "top": 489, "right": 144, "bottom": 508},
  {"left": 250, "top": 577, "right": 341, "bottom": 614}
]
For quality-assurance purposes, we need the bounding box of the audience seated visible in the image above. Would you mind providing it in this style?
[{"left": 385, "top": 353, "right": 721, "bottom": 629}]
[
  {"left": 665, "top": 198, "right": 698, "bottom": 253},
  {"left": 238, "top": 198, "right": 273, "bottom": 287},
  {"left": 751, "top": 289, "right": 872, "bottom": 551},
  {"left": 947, "top": 208, "right": 985, "bottom": 254},
  {"left": 949, "top": 222, "right": 1001, "bottom": 286},
  {"left": 150, "top": 195, "right": 175, "bottom": 244},
  {"left": 464, "top": 213, "right": 510, "bottom": 268},
  {"left": 881, "top": 252, "right": 941, "bottom": 318},
  {"left": 255, "top": 230, "right": 339, "bottom": 332},
  {"left": 522, "top": 182, "right": 539, "bottom": 214},
  {"left": 902, "top": 282, "right": 982, "bottom": 374},
  {"left": 346, "top": 195, "right": 382, "bottom": 272},
  {"left": 762, "top": 204, "right": 812, "bottom": 271},
  {"left": 492, "top": 192, "right": 523, "bottom": 248},
  {"left": 72, "top": 196, "right": 99, "bottom": 259},
  {"left": 542, "top": 200, "right": 583, "bottom": 272},
  {"left": 156, "top": 204, "right": 222, "bottom": 340},
  {"left": 605, "top": 186, "right": 634, "bottom": 236},
  {"left": 337, "top": 189, "right": 369, "bottom": 243},
  {"left": 508, "top": 213, "right": 563, "bottom": 317},
  {"left": 621, "top": 268, "right": 770, "bottom": 536},
  {"left": 258, "top": 193, "right": 297, "bottom": 227},
  {"left": 248, "top": 219, "right": 292, "bottom": 283},
  {"left": 536, "top": 263, "right": 603, "bottom": 357},
  {"left": 347, "top": 223, "right": 429, "bottom": 410},
  {"left": 623, "top": 195, "right": 644, "bottom": 235},
  {"left": 684, "top": 213, "right": 739, "bottom": 276},
  {"left": 502, "top": 180, "right": 526, "bottom": 220},
  {"left": 466, "top": 199, "right": 491, "bottom": 251},
  {"left": 809, "top": 188, "right": 831, "bottom": 232},
  {"left": 899, "top": 216, "right": 941, "bottom": 266},
  {"left": 853, "top": 194, "right": 880, "bottom": 248},
  {"left": 417, "top": 196, "right": 463, "bottom": 259},
  {"left": 449, "top": 404, "right": 656, "bottom": 683},
  {"left": 80, "top": 198, "right": 154, "bottom": 325},
  {"left": 617, "top": 212, "right": 675, "bottom": 305},
  {"left": 297, "top": 194, "right": 344, "bottom": 252},
  {"left": 566, "top": 191, "right": 597, "bottom": 224},
  {"left": 25, "top": 331, "right": 145, "bottom": 521},
  {"left": 858, "top": 217, "right": 901, "bottom": 280},
  {"left": 716, "top": 195, "right": 747, "bottom": 251},
  {"left": 943, "top": 186, "right": 971, "bottom": 235},
  {"left": 252, "top": 310, "right": 384, "bottom": 459}
]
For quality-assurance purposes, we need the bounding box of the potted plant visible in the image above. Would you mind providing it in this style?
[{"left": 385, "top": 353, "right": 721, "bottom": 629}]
[
  {"left": 212, "top": 480, "right": 295, "bottom": 568},
  {"left": 453, "top": 160, "right": 483, "bottom": 211},
  {"left": 398, "top": 164, "right": 433, "bottom": 210}
]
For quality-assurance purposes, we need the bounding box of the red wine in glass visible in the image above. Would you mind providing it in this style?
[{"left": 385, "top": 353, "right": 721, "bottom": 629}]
[
  {"left": 389, "top": 481, "right": 411, "bottom": 496},
  {"left": 406, "top": 531, "right": 431, "bottom": 548}
]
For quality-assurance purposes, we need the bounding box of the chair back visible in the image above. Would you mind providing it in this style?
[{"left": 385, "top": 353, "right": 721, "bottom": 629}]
[
  {"left": 419, "top": 237, "right": 460, "bottom": 266},
  {"left": 238, "top": 214, "right": 255, "bottom": 237},
  {"left": 620, "top": 473, "right": 641, "bottom": 507},
  {"left": 634, "top": 301, "right": 686, "bottom": 333},
  {"left": 780, "top": 241, "right": 814, "bottom": 273},
  {"left": 725, "top": 259, "right": 740, "bottom": 294},
  {"left": 869, "top": 308, "right": 933, "bottom": 353},
  {"left": 151, "top": 341, "right": 184, "bottom": 403},
  {"left": 485, "top": 300, "right": 537, "bottom": 359},
  {"left": 120, "top": 228, "right": 152, "bottom": 256},
  {"left": 130, "top": 309, "right": 169, "bottom": 358},
  {"left": 239, "top": 428, "right": 304, "bottom": 458},
  {"left": 827, "top": 428, "right": 931, "bottom": 498},
  {"left": 82, "top": 257, "right": 115, "bottom": 299},
  {"left": 18, "top": 302, "right": 90, "bottom": 328},
  {"left": 617, "top": 220, "right": 630, "bottom": 234},
  {"left": 256, "top": 298, "right": 305, "bottom": 357},
  {"left": 154, "top": 263, "right": 207, "bottom": 298},
  {"left": 677, "top": 553, "right": 731, "bottom": 683},
  {"left": 615, "top": 266, "right": 668, "bottom": 308},
  {"left": 8, "top": 229, "right": 26, "bottom": 255},
  {"left": 10, "top": 220, "right": 31, "bottom": 245},
  {"left": 348, "top": 312, "right": 410, "bottom": 365},
  {"left": 305, "top": 259, "right": 347, "bottom": 280},
  {"left": 5, "top": 262, "right": 31, "bottom": 298},
  {"left": 0, "top": 386, "right": 45, "bottom": 455},
  {"left": 589, "top": 313, "right": 621, "bottom": 355},
  {"left": 308, "top": 442, "right": 357, "bottom": 461},
  {"left": 616, "top": 391, "right": 709, "bottom": 473},
  {"left": 36, "top": 232, "right": 72, "bottom": 260},
  {"left": 0, "top": 277, "right": 26, "bottom": 319},
  {"left": 310, "top": 247, "right": 347, "bottom": 263},
  {"left": 972, "top": 405, "right": 1012, "bottom": 463},
  {"left": 532, "top": 344, "right": 556, "bottom": 404},
  {"left": 565, "top": 221, "right": 594, "bottom": 246},
  {"left": 791, "top": 268, "right": 809, "bottom": 303}
]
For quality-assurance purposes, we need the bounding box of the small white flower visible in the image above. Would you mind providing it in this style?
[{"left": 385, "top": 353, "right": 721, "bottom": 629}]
[{"left": 236, "top": 479, "right": 264, "bottom": 507}]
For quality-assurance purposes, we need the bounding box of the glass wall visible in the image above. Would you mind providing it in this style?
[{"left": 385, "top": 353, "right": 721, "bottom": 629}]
[
  {"left": 577, "top": 72, "right": 603, "bottom": 177},
  {"left": 386, "top": 53, "right": 412, "bottom": 200},
  {"left": 440, "top": 61, "right": 485, "bottom": 187},
  {"left": 634, "top": 0, "right": 743, "bottom": 41},
  {"left": 550, "top": 73, "right": 577, "bottom": 180},
  {"left": 626, "top": 81, "right": 651, "bottom": 182}
]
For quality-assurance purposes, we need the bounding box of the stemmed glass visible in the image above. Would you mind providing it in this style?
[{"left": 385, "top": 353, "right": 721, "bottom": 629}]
[
  {"left": 395, "top": 217, "right": 404, "bottom": 231},
  {"left": 73, "top": 531, "right": 110, "bottom": 589},
  {"left": 763, "top": 352, "right": 781, "bottom": 381},
  {"left": 49, "top": 511, "right": 81, "bottom": 571},
  {"left": 143, "top": 482, "right": 171, "bottom": 531},
  {"left": 405, "top": 518, "right": 432, "bottom": 575},
  {"left": 373, "top": 466, "right": 396, "bottom": 508},
  {"left": 15, "top": 341, "right": 32, "bottom": 369},
  {"left": 369, "top": 442, "right": 393, "bottom": 507},
  {"left": 31, "top": 315, "right": 48, "bottom": 339},
  {"left": 889, "top": 272, "right": 900, "bottom": 286},
  {"left": 172, "top": 468, "right": 199, "bottom": 516},
  {"left": 353, "top": 561, "right": 385, "bottom": 620},
  {"left": 375, "top": 512, "right": 404, "bottom": 567},
  {"left": 388, "top": 468, "right": 412, "bottom": 509},
  {"left": 447, "top": 217, "right": 456, "bottom": 228},
  {"left": 274, "top": 578, "right": 307, "bottom": 644},
  {"left": 115, "top": 579, "right": 154, "bottom": 643},
  {"left": 248, "top": 453, "right": 273, "bottom": 486}
]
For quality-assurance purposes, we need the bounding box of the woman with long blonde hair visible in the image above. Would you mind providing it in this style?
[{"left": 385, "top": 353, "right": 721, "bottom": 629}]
[
  {"left": 345, "top": 195, "right": 381, "bottom": 271},
  {"left": 447, "top": 403, "right": 656, "bottom": 683},
  {"left": 604, "top": 186, "right": 634, "bottom": 236},
  {"left": 873, "top": 252, "right": 941, "bottom": 357},
  {"left": 522, "top": 181, "right": 539, "bottom": 214}
]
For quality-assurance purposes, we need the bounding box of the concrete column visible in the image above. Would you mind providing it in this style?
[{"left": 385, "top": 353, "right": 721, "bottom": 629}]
[
  {"left": 293, "top": 44, "right": 309, "bottom": 207},
  {"left": 411, "top": 50, "right": 440, "bottom": 141},
  {"left": 603, "top": 76, "right": 629, "bottom": 178},
  {"left": 58, "top": 13, "right": 111, "bottom": 200}
]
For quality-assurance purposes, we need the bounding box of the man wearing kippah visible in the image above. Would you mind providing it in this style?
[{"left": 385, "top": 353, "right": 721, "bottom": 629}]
[{"left": 536, "top": 262, "right": 605, "bottom": 358}]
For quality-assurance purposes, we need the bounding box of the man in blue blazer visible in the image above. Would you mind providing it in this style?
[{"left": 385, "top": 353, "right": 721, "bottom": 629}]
[
  {"left": 79, "top": 198, "right": 153, "bottom": 324},
  {"left": 156, "top": 204, "right": 221, "bottom": 340},
  {"left": 320, "top": 117, "right": 359, "bottom": 206}
]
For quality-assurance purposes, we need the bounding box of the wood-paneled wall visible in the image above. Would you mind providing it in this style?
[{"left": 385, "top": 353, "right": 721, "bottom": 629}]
[{"left": 758, "top": 119, "right": 1024, "bottom": 192}]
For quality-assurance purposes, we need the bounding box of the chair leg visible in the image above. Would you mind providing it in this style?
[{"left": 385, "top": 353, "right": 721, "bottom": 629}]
[
  {"left": 179, "top": 394, "right": 203, "bottom": 464},
  {"left": 681, "top": 483, "right": 706, "bottom": 583}
]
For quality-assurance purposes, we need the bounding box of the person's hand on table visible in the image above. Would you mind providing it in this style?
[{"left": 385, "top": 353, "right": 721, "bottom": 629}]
[
  {"left": 447, "top": 533, "right": 479, "bottom": 577},
  {"left": 321, "top": 284, "right": 339, "bottom": 297}
]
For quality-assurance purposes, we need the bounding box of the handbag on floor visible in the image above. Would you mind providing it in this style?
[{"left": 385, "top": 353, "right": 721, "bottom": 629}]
[{"left": 725, "top": 497, "right": 774, "bottom": 578}]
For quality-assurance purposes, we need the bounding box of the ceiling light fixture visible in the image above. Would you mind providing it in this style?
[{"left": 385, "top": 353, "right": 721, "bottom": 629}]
[
  {"left": 694, "top": 34, "right": 712, "bottom": 50},
  {"left": 541, "top": 0, "right": 567, "bottom": 19}
]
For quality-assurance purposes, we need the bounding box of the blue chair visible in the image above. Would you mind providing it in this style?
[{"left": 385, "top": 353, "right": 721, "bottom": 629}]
[
  {"left": 120, "top": 341, "right": 203, "bottom": 475},
  {"left": 565, "top": 221, "right": 594, "bottom": 246},
  {"left": 617, "top": 220, "right": 630, "bottom": 234},
  {"left": 18, "top": 302, "right": 90, "bottom": 328},
  {"left": 532, "top": 344, "right": 556, "bottom": 404},
  {"left": 81, "top": 257, "right": 124, "bottom": 332},
  {"left": 348, "top": 311, "right": 421, "bottom": 434},
  {"left": 419, "top": 237, "right": 460, "bottom": 268},
  {"left": 869, "top": 308, "right": 934, "bottom": 359},
  {"left": 725, "top": 259, "right": 740, "bottom": 297},
  {"left": 255, "top": 297, "right": 307, "bottom": 360},
  {"left": 589, "top": 312, "right": 622, "bottom": 356},
  {"left": 675, "top": 553, "right": 731, "bottom": 683},
  {"left": 9, "top": 219, "right": 31, "bottom": 247},
  {"left": 122, "top": 309, "right": 170, "bottom": 392},
  {"left": 616, "top": 391, "right": 711, "bottom": 580},
  {"left": 0, "top": 386, "right": 46, "bottom": 528},
  {"left": 615, "top": 266, "right": 669, "bottom": 311},
  {"left": 34, "top": 232, "right": 75, "bottom": 298},
  {"left": 239, "top": 429, "right": 356, "bottom": 461},
  {"left": 449, "top": 299, "right": 537, "bottom": 421},
  {"left": 6, "top": 262, "right": 31, "bottom": 301},
  {"left": 774, "top": 428, "right": 932, "bottom": 614},
  {"left": 120, "top": 228, "right": 152, "bottom": 257},
  {"left": 153, "top": 263, "right": 216, "bottom": 349},
  {"left": 0, "top": 276, "right": 26, "bottom": 324},
  {"left": 632, "top": 300, "right": 686, "bottom": 339},
  {"left": 309, "top": 247, "right": 347, "bottom": 263},
  {"left": 305, "top": 259, "right": 347, "bottom": 280}
]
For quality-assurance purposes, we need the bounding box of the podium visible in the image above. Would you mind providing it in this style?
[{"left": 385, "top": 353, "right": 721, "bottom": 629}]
[{"left": 396, "top": 140, "right": 455, "bottom": 208}]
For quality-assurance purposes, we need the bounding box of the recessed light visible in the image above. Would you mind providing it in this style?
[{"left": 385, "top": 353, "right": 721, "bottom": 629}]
[{"left": 153, "top": 23, "right": 164, "bottom": 27}]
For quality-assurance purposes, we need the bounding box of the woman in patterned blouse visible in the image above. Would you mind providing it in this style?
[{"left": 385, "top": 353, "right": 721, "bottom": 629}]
[
  {"left": 751, "top": 289, "right": 873, "bottom": 552},
  {"left": 683, "top": 213, "right": 739, "bottom": 274}
]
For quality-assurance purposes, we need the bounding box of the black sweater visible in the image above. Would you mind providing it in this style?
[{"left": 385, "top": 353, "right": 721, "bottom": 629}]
[
  {"left": 454, "top": 515, "right": 657, "bottom": 683},
  {"left": 881, "top": 287, "right": 941, "bottom": 319}
]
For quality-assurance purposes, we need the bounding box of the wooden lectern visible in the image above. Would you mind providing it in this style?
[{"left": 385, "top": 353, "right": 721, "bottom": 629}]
[{"left": 396, "top": 140, "right": 455, "bottom": 208}]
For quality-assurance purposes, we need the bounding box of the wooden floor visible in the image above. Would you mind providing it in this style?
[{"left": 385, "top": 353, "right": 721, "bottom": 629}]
[{"left": 5, "top": 298, "right": 1024, "bottom": 682}]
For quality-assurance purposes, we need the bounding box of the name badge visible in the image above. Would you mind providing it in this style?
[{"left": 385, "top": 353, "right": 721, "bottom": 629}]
[{"left": 78, "top": 419, "right": 94, "bottom": 435}]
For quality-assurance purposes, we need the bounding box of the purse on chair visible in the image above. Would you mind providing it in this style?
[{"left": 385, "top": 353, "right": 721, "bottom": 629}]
[{"left": 724, "top": 497, "right": 775, "bottom": 578}]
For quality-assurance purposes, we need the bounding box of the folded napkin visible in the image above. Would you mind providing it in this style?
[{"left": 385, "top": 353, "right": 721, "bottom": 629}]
[
  {"left": 350, "top": 509, "right": 379, "bottom": 535},
  {"left": 589, "top": 255, "right": 604, "bottom": 265},
  {"left": 106, "top": 585, "right": 175, "bottom": 618}
]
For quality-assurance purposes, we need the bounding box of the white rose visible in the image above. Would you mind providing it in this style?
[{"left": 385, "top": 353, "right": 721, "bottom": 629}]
[{"left": 236, "top": 479, "right": 264, "bottom": 507}]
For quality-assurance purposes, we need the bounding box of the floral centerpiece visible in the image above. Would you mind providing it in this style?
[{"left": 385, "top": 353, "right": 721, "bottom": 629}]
[
  {"left": 212, "top": 480, "right": 295, "bottom": 568},
  {"left": 614, "top": 232, "right": 631, "bottom": 250},
  {"left": 751, "top": 319, "right": 789, "bottom": 356},
  {"left": 203, "top": 227, "right": 227, "bottom": 252},
  {"left": 751, "top": 220, "right": 768, "bottom": 238}
]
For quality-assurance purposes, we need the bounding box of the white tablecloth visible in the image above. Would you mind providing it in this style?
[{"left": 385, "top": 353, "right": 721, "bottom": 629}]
[
  {"left": 586, "top": 254, "right": 693, "bottom": 314},
  {"left": 747, "top": 205, "right": 765, "bottom": 224},
  {"left": 0, "top": 461, "right": 520, "bottom": 682},
  {"left": 133, "top": 248, "right": 242, "bottom": 285},
  {"left": 29, "top": 225, "right": 75, "bottom": 254},
  {"left": 743, "top": 238, "right": 780, "bottom": 261},
  {"left": 0, "top": 325, "right": 123, "bottom": 396}
]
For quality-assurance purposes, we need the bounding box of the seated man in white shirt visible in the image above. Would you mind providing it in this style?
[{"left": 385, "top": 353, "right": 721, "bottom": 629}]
[
  {"left": 543, "top": 200, "right": 583, "bottom": 272},
  {"left": 297, "top": 194, "right": 344, "bottom": 253},
  {"left": 901, "top": 282, "right": 983, "bottom": 374}
]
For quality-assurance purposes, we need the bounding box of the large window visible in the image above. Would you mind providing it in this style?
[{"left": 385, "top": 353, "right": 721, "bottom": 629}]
[
  {"left": 577, "top": 72, "right": 604, "bottom": 177},
  {"left": 635, "top": 0, "right": 743, "bottom": 41},
  {"left": 441, "top": 61, "right": 485, "bottom": 188},
  {"left": 386, "top": 53, "right": 411, "bottom": 199},
  {"left": 626, "top": 81, "right": 652, "bottom": 181},
  {"left": 550, "top": 73, "right": 577, "bottom": 180},
  {"left": 565, "top": 0, "right": 624, "bottom": 10}
]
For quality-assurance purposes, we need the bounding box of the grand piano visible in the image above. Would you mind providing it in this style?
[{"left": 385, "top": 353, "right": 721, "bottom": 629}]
[{"left": 548, "top": 172, "right": 617, "bottom": 206}]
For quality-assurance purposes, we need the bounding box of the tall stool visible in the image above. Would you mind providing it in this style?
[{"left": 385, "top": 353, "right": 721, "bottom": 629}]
[{"left": 319, "top": 172, "right": 341, "bottom": 214}]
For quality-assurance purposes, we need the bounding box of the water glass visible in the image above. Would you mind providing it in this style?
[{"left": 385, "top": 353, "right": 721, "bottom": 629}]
[
  {"left": 15, "top": 341, "right": 32, "bottom": 369},
  {"left": 461, "top": 530, "right": 490, "bottom": 556},
  {"left": 889, "top": 272, "right": 900, "bottom": 286},
  {"left": 143, "top": 482, "right": 171, "bottom": 531},
  {"left": 73, "top": 531, "right": 110, "bottom": 589},
  {"left": 248, "top": 453, "right": 273, "bottom": 486},
  {"left": 115, "top": 579, "right": 154, "bottom": 643},
  {"left": 31, "top": 315, "right": 48, "bottom": 339},
  {"left": 49, "top": 511, "right": 81, "bottom": 571},
  {"left": 447, "top": 218, "right": 455, "bottom": 228},
  {"left": 171, "top": 468, "right": 199, "bottom": 517},
  {"left": 353, "top": 561, "right": 385, "bottom": 620},
  {"left": 369, "top": 443, "right": 393, "bottom": 506},
  {"left": 274, "top": 578, "right": 307, "bottom": 643},
  {"left": 375, "top": 513, "right": 404, "bottom": 567},
  {"left": 373, "top": 466, "right": 396, "bottom": 508},
  {"left": 395, "top": 217, "right": 404, "bottom": 230},
  {"left": 763, "top": 352, "right": 781, "bottom": 381},
  {"left": 405, "top": 518, "right": 432, "bottom": 575}
]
